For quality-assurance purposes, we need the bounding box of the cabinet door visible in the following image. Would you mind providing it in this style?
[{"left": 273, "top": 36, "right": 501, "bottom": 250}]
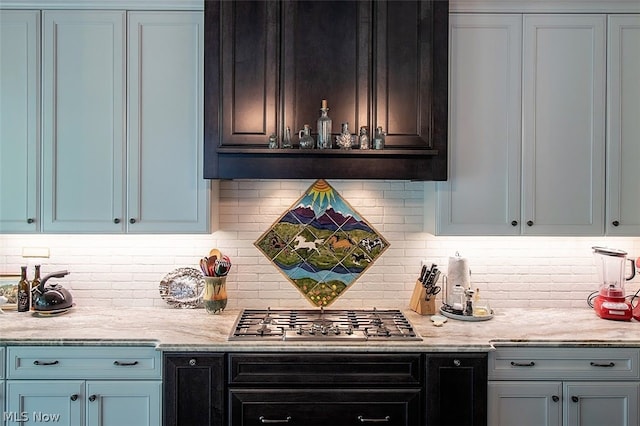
[
  {"left": 6, "top": 380, "right": 84, "bottom": 425},
  {"left": 163, "top": 353, "right": 225, "bottom": 426},
  {"left": 86, "top": 381, "right": 161, "bottom": 426},
  {"left": 488, "top": 381, "right": 562, "bottom": 426},
  {"left": 282, "top": 1, "right": 371, "bottom": 140},
  {"left": 521, "top": 15, "right": 605, "bottom": 235},
  {"left": 374, "top": 0, "right": 447, "bottom": 151},
  {"left": 564, "top": 382, "right": 639, "bottom": 426},
  {"left": 218, "top": 1, "right": 279, "bottom": 148},
  {"left": 437, "top": 14, "right": 522, "bottom": 235},
  {"left": 0, "top": 10, "right": 40, "bottom": 233},
  {"left": 42, "top": 11, "right": 126, "bottom": 232},
  {"left": 425, "top": 354, "right": 488, "bottom": 426},
  {"left": 127, "top": 11, "right": 209, "bottom": 233},
  {"left": 606, "top": 15, "right": 640, "bottom": 236}
]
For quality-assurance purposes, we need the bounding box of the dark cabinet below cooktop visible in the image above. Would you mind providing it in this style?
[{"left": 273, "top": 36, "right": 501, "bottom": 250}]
[{"left": 203, "top": 0, "right": 449, "bottom": 181}]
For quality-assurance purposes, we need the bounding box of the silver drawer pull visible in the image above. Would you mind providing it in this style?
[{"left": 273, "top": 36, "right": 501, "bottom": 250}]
[
  {"left": 259, "top": 416, "right": 292, "bottom": 424},
  {"left": 590, "top": 361, "right": 615, "bottom": 367},
  {"left": 510, "top": 361, "right": 535, "bottom": 367},
  {"left": 33, "top": 360, "right": 59, "bottom": 366},
  {"left": 358, "top": 415, "right": 391, "bottom": 423},
  {"left": 113, "top": 360, "right": 139, "bottom": 366}
]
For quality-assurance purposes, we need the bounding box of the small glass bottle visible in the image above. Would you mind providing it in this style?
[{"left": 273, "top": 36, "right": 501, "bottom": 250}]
[
  {"left": 282, "top": 127, "right": 293, "bottom": 148},
  {"left": 358, "top": 126, "right": 370, "bottom": 150},
  {"left": 268, "top": 134, "right": 278, "bottom": 149},
  {"left": 373, "top": 126, "right": 386, "bottom": 150},
  {"left": 17, "top": 266, "right": 29, "bottom": 312},
  {"left": 316, "top": 99, "right": 332, "bottom": 149},
  {"left": 336, "top": 122, "right": 353, "bottom": 150},
  {"left": 298, "top": 124, "right": 315, "bottom": 149}
]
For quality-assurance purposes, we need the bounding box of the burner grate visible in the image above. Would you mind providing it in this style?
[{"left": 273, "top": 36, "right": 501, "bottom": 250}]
[{"left": 229, "top": 308, "right": 422, "bottom": 341}]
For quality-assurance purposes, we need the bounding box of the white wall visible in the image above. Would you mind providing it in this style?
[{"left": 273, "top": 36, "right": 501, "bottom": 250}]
[{"left": 1, "top": 179, "right": 639, "bottom": 310}]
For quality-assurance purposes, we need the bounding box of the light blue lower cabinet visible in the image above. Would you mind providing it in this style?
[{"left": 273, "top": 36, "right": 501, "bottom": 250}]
[
  {"left": 1, "top": 379, "right": 4, "bottom": 426},
  {"left": 4, "top": 346, "right": 161, "bottom": 426},
  {"left": 5, "top": 380, "right": 161, "bottom": 426}
]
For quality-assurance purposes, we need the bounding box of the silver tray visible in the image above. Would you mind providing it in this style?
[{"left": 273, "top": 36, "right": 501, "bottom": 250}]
[
  {"left": 159, "top": 267, "right": 205, "bottom": 309},
  {"left": 439, "top": 306, "right": 494, "bottom": 322}
]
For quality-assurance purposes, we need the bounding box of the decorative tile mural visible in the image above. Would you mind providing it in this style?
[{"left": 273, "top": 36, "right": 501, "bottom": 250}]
[{"left": 255, "top": 180, "right": 389, "bottom": 307}]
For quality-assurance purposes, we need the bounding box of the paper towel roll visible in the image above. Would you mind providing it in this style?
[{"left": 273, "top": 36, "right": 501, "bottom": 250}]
[{"left": 448, "top": 256, "right": 470, "bottom": 288}]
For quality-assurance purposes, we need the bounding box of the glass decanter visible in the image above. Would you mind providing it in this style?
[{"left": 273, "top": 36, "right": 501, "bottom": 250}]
[
  {"left": 282, "top": 127, "right": 293, "bottom": 148},
  {"left": 298, "top": 124, "right": 315, "bottom": 149}
]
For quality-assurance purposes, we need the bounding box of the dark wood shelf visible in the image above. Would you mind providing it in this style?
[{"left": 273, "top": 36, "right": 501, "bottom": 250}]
[{"left": 216, "top": 147, "right": 439, "bottom": 156}]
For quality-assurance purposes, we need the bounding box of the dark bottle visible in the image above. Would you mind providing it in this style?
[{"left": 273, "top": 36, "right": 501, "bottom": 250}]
[
  {"left": 17, "top": 266, "right": 29, "bottom": 312},
  {"left": 31, "top": 264, "right": 41, "bottom": 310}
]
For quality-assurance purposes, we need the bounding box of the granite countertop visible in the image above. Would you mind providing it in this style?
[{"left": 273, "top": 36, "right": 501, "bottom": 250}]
[{"left": 1, "top": 306, "right": 639, "bottom": 352}]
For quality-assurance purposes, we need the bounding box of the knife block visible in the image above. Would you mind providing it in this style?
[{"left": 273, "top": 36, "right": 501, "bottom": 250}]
[{"left": 409, "top": 280, "right": 436, "bottom": 315}]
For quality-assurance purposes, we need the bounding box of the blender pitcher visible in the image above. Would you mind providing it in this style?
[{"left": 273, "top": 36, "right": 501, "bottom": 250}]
[
  {"left": 593, "top": 246, "right": 636, "bottom": 297},
  {"left": 592, "top": 246, "right": 636, "bottom": 321}
]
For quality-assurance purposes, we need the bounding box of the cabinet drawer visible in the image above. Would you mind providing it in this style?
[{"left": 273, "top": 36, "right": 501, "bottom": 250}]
[
  {"left": 7, "top": 346, "right": 161, "bottom": 379},
  {"left": 229, "top": 353, "right": 422, "bottom": 386},
  {"left": 489, "top": 347, "right": 640, "bottom": 380},
  {"left": 229, "top": 389, "right": 422, "bottom": 426}
]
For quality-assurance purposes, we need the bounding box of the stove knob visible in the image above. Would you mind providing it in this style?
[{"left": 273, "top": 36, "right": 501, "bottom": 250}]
[
  {"left": 346, "top": 327, "right": 353, "bottom": 335},
  {"left": 334, "top": 328, "right": 341, "bottom": 335},
  {"left": 296, "top": 326, "right": 303, "bottom": 335},
  {"left": 321, "top": 327, "right": 328, "bottom": 335},
  {"left": 308, "top": 328, "right": 315, "bottom": 335}
]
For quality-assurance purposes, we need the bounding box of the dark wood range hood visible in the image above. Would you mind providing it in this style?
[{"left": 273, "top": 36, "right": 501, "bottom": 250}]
[{"left": 204, "top": 0, "right": 449, "bottom": 181}]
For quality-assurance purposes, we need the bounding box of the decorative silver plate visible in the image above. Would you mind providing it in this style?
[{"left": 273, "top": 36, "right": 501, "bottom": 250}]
[{"left": 159, "top": 267, "right": 205, "bottom": 309}]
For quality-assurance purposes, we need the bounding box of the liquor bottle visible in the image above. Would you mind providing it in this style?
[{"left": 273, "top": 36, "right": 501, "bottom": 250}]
[
  {"left": 358, "top": 126, "right": 370, "bottom": 150},
  {"left": 316, "top": 99, "right": 332, "bottom": 149},
  {"left": 17, "top": 266, "right": 29, "bottom": 312},
  {"left": 31, "top": 264, "right": 41, "bottom": 310}
]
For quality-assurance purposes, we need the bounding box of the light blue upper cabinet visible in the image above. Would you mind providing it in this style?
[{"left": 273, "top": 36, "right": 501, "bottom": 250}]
[
  {"left": 606, "top": 15, "right": 640, "bottom": 236},
  {"left": 41, "top": 10, "right": 127, "bottom": 233},
  {"left": 521, "top": 14, "right": 606, "bottom": 235},
  {"left": 0, "top": 10, "right": 40, "bottom": 233},
  {"left": 434, "top": 13, "right": 606, "bottom": 236},
  {"left": 436, "top": 14, "right": 522, "bottom": 235},
  {"left": 40, "top": 9, "right": 209, "bottom": 233},
  {"left": 127, "top": 11, "right": 209, "bottom": 233}
]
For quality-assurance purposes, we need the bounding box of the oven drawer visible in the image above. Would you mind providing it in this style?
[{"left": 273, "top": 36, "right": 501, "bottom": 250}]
[
  {"left": 489, "top": 347, "right": 640, "bottom": 380},
  {"left": 228, "top": 353, "right": 422, "bottom": 386},
  {"left": 229, "top": 388, "right": 422, "bottom": 426}
]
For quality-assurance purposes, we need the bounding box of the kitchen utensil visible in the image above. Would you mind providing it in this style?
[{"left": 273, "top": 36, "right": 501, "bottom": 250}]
[
  {"left": 592, "top": 246, "right": 635, "bottom": 321},
  {"left": 32, "top": 270, "right": 73, "bottom": 312},
  {"left": 209, "top": 248, "right": 222, "bottom": 261}
]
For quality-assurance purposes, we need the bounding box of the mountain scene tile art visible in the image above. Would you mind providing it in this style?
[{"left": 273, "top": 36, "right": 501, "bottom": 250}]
[{"left": 255, "top": 180, "right": 389, "bottom": 307}]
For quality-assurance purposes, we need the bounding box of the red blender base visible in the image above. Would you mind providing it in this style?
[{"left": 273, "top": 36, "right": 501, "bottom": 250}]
[
  {"left": 633, "top": 303, "right": 640, "bottom": 321},
  {"left": 594, "top": 295, "right": 632, "bottom": 321}
]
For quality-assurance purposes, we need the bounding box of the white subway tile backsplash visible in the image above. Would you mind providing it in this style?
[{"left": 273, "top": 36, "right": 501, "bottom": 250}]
[{"left": 1, "top": 179, "right": 639, "bottom": 310}]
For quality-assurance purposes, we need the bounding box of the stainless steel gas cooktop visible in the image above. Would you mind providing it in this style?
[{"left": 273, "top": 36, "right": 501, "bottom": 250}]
[{"left": 229, "top": 308, "right": 422, "bottom": 342}]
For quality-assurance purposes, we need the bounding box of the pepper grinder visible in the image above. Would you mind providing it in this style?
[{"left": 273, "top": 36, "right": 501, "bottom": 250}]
[{"left": 463, "top": 288, "right": 475, "bottom": 316}]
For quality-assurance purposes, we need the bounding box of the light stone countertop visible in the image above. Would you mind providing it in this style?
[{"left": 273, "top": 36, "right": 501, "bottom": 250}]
[{"left": 1, "top": 306, "right": 639, "bottom": 352}]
